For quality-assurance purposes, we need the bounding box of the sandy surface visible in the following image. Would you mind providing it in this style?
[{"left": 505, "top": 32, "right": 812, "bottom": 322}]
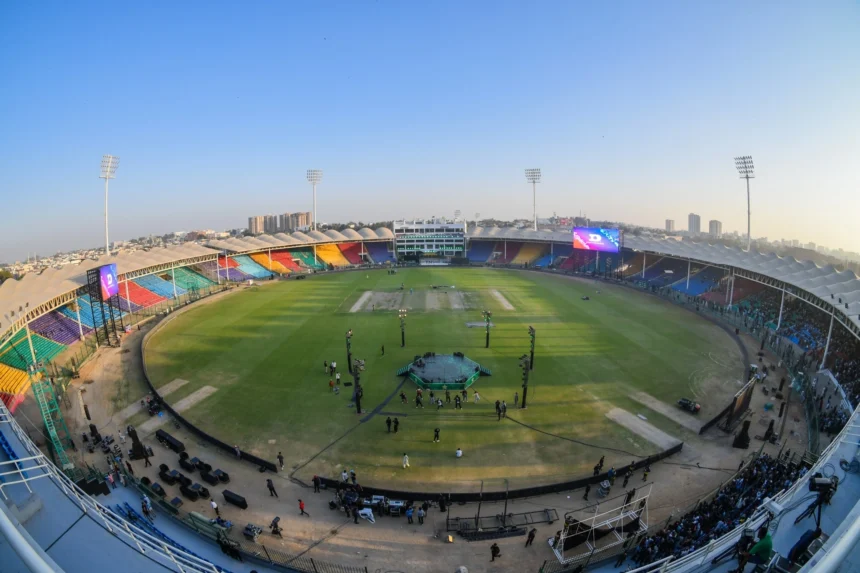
[
  {"left": 349, "top": 291, "right": 372, "bottom": 313},
  {"left": 448, "top": 290, "right": 467, "bottom": 310},
  {"left": 630, "top": 391, "right": 703, "bottom": 433},
  {"left": 606, "top": 407, "right": 683, "bottom": 450},
  {"left": 490, "top": 289, "right": 514, "bottom": 310},
  {"left": 363, "top": 290, "right": 403, "bottom": 312}
]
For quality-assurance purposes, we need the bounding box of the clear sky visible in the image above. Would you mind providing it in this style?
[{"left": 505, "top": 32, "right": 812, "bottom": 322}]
[{"left": 1, "top": 1, "right": 858, "bottom": 262}]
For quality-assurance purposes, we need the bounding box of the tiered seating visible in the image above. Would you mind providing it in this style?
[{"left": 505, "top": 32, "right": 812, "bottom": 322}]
[
  {"left": 511, "top": 242, "right": 547, "bottom": 265},
  {"left": 621, "top": 252, "right": 645, "bottom": 278},
  {"left": 672, "top": 266, "right": 724, "bottom": 296},
  {"left": 338, "top": 243, "right": 363, "bottom": 264},
  {"left": 116, "top": 297, "right": 142, "bottom": 313},
  {"left": 0, "top": 330, "right": 66, "bottom": 371},
  {"left": 218, "top": 255, "right": 239, "bottom": 268},
  {"left": 0, "top": 391, "right": 25, "bottom": 414},
  {"left": 496, "top": 242, "right": 523, "bottom": 264},
  {"left": 558, "top": 256, "right": 576, "bottom": 270},
  {"left": 171, "top": 267, "right": 216, "bottom": 290},
  {"left": 0, "top": 363, "right": 30, "bottom": 396},
  {"left": 270, "top": 251, "right": 304, "bottom": 272},
  {"left": 532, "top": 254, "right": 554, "bottom": 267},
  {"left": 0, "top": 428, "right": 29, "bottom": 478},
  {"left": 642, "top": 257, "right": 688, "bottom": 286},
  {"left": 250, "top": 253, "right": 289, "bottom": 275},
  {"left": 365, "top": 242, "right": 395, "bottom": 263},
  {"left": 135, "top": 275, "right": 187, "bottom": 299},
  {"left": 232, "top": 255, "right": 275, "bottom": 279},
  {"left": 316, "top": 244, "right": 350, "bottom": 267},
  {"left": 467, "top": 241, "right": 495, "bottom": 262},
  {"left": 29, "top": 311, "right": 89, "bottom": 345},
  {"left": 291, "top": 249, "right": 326, "bottom": 270},
  {"left": 122, "top": 280, "right": 167, "bottom": 308}
]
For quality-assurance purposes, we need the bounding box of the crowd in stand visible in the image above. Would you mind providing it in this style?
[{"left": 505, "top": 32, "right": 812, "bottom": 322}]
[{"left": 630, "top": 454, "right": 802, "bottom": 565}]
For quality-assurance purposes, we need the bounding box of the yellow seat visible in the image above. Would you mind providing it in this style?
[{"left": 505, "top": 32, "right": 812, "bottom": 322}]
[{"left": 250, "top": 253, "right": 289, "bottom": 274}]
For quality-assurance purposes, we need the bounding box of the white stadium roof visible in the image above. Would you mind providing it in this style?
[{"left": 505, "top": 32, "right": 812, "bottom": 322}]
[{"left": 0, "top": 244, "right": 218, "bottom": 334}]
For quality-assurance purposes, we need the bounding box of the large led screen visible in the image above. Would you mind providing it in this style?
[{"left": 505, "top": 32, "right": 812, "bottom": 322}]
[
  {"left": 99, "top": 264, "right": 119, "bottom": 301},
  {"left": 572, "top": 227, "right": 620, "bottom": 253}
]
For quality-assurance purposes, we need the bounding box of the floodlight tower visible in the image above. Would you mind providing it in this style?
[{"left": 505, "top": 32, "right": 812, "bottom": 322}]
[
  {"left": 482, "top": 310, "right": 492, "bottom": 348},
  {"left": 399, "top": 309, "right": 407, "bottom": 347},
  {"left": 734, "top": 156, "right": 755, "bottom": 251},
  {"left": 307, "top": 169, "right": 323, "bottom": 231},
  {"left": 525, "top": 168, "right": 541, "bottom": 231},
  {"left": 100, "top": 155, "right": 120, "bottom": 256}
]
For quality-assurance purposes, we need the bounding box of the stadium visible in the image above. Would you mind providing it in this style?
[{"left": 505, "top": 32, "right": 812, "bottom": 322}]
[{"left": 1, "top": 222, "right": 859, "bottom": 573}]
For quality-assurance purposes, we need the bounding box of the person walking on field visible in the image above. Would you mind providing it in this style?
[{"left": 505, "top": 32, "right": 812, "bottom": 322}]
[
  {"left": 336, "top": 372, "right": 341, "bottom": 385},
  {"left": 312, "top": 475, "right": 321, "bottom": 493},
  {"left": 381, "top": 345, "right": 384, "bottom": 356},
  {"left": 491, "top": 543, "right": 501, "bottom": 561},
  {"left": 125, "top": 460, "right": 134, "bottom": 476},
  {"left": 454, "top": 395, "right": 461, "bottom": 409},
  {"left": 433, "top": 428, "right": 440, "bottom": 443},
  {"left": 474, "top": 391, "right": 480, "bottom": 403},
  {"left": 299, "top": 499, "right": 309, "bottom": 516},
  {"left": 642, "top": 465, "right": 650, "bottom": 482},
  {"left": 583, "top": 484, "right": 591, "bottom": 500},
  {"left": 514, "top": 392, "right": 519, "bottom": 408},
  {"left": 526, "top": 528, "right": 537, "bottom": 547},
  {"left": 386, "top": 417, "right": 392, "bottom": 432},
  {"left": 277, "top": 452, "right": 284, "bottom": 470},
  {"left": 623, "top": 470, "right": 632, "bottom": 488},
  {"left": 267, "top": 479, "right": 278, "bottom": 497},
  {"left": 402, "top": 453, "right": 410, "bottom": 469},
  {"left": 400, "top": 392, "right": 408, "bottom": 404},
  {"left": 406, "top": 506, "right": 414, "bottom": 524},
  {"left": 501, "top": 401, "right": 507, "bottom": 418},
  {"left": 324, "top": 360, "right": 328, "bottom": 374},
  {"left": 329, "top": 379, "right": 334, "bottom": 392},
  {"left": 445, "top": 390, "right": 451, "bottom": 403},
  {"left": 211, "top": 500, "right": 220, "bottom": 517},
  {"left": 393, "top": 418, "right": 400, "bottom": 433},
  {"left": 417, "top": 507, "right": 425, "bottom": 524}
]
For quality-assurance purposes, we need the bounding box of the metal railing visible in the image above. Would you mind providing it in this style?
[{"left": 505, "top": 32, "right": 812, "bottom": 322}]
[{"left": 0, "top": 399, "right": 222, "bottom": 573}]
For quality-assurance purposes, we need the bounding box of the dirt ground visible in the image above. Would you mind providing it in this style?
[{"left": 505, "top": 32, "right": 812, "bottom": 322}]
[
  {"left": 13, "top": 278, "right": 811, "bottom": 573},
  {"left": 605, "top": 407, "right": 683, "bottom": 450},
  {"left": 490, "top": 289, "right": 514, "bottom": 310}
]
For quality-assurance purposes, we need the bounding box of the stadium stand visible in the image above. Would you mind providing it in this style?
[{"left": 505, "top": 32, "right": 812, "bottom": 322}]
[
  {"left": 291, "top": 249, "right": 327, "bottom": 270},
  {"left": 671, "top": 265, "right": 724, "bottom": 296},
  {"left": 316, "top": 244, "right": 351, "bottom": 267},
  {"left": 511, "top": 242, "right": 547, "bottom": 265},
  {"left": 135, "top": 274, "right": 187, "bottom": 299},
  {"left": 532, "top": 253, "right": 554, "bottom": 267},
  {"left": 121, "top": 280, "right": 167, "bottom": 308},
  {"left": 218, "top": 255, "right": 239, "bottom": 268},
  {"left": 496, "top": 241, "right": 523, "bottom": 264},
  {"left": 29, "top": 311, "right": 90, "bottom": 345},
  {"left": 170, "top": 267, "right": 217, "bottom": 290},
  {"left": 0, "top": 329, "right": 66, "bottom": 371},
  {"left": 115, "top": 297, "right": 142, "bottom": 313},
  {"left": 59, "top": 296, "right": 124, "bottom": 330},
  {"left": 270, "top": 250, "right": 304, "bottom": 272},
  {"left": 0, "top": 363, "right": 30, "bottom": 396},
  {"left": 467, "top": 241, "right": 494, "bottom": 262},
  {"left": 642, "top": 257, "right": 689, "bottom": 285},
  {"left": 365, "top": 242, "right": 395, "bottom": 263},
  {"left": 0, "top": 390, "right": 25, "bottom": 413},
  {"left": 250, "top": 252, "right": 289, "bottom": 274},
  {"left": 621, "top": 251, "right": 645, "bottom": 278},
  {"left": 338, "top": 242, "right": 363, "bottom": 264},
  {"left": 232, "top": 255, "right": 275, "bottom": 279}
]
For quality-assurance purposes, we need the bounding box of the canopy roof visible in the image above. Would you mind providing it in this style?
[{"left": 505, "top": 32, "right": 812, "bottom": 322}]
[
  {"left": 205, "top": 228, "right": 393, "bottom": 253},
  {"left": 0, "top": 244, "right": 218, "bottom": 332}
]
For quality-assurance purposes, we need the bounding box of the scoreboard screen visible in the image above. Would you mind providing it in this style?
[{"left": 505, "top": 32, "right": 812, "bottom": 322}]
[{"left": 572, "top": 227, "right": 620, "bottom": 253}]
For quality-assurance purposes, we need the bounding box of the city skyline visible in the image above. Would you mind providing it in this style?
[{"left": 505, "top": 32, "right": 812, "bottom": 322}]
[{"left": 1, "top": 1, "right": 858, "bottom": 262}]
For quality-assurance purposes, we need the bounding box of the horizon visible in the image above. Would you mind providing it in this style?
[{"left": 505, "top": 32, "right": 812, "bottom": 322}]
[{"left": 1, "top": 1, "right": 858, "bottom": 262}]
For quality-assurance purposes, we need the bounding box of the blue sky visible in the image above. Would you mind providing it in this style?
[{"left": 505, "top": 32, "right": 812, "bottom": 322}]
[{"left": 1, "top": 1, "right": 858, "bottom": 262}]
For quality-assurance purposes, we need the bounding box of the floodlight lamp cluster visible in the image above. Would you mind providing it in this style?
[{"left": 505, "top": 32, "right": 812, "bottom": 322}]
[
  {"left": 100, "top": 155, "right": 120, "bottom": 178},
  {"left": 307, "top": 169, "right": 323, "bottom": 184},
  {"left": 524, "top": 168, "right": 541, "bottom": 183},
  {"left": 734, "top": 156, "right": 754, "bottom": 177}
]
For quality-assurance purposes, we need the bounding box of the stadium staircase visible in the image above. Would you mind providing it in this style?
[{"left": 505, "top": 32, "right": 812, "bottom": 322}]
[
  {"left": 232, "top": 255, "right": 275, "bottom": 279},
  {"left": 270, "top": 250, "right": 304, "bottom": 272},
  {"left": 365, "top": 242, "right": 395, "bottom": 263},
  {"left": 250, "top": 253, "right": 289, "bottom": 274},
  {"left": 31, "top": 373, "right": 75, "bottom": 472},
  {"left": 316, "top": 244, "right": 351, "bottom": 267},
  {"left": 135, "top": 275, "right": 187, "bottom": 299},
  {"left": 29, "top": 311, "right": 88, "bottom": 345},
  {"left": 338, "top": 242, "right": 363, "bottom": 264},
  {"left": 511, "top": 242, "right": 546, "bottom": 265},
  {"left": 467, "top": 241, "right": 495, "bottom": 262}
]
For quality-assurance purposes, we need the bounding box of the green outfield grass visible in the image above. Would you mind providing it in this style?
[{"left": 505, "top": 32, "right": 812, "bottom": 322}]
[{"left": 144, "top": 268, "right": 744, "bottom": 489}]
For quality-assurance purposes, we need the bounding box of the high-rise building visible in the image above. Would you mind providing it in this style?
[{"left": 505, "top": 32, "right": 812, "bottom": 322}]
[
  {"left": 263, "top": 215, "right": 278, "bottom": 234},
  {"left": 248, "top": 216, "right": 265, "bottom": 235},
  {"left": 290, "top": 212, "right": 311, "bottom": 231},
  {"left": 688, "top": 213, "right": 701, "bottom": 235},
  {"left": 665, "top": 219, "right": 675, "bottom": 232},
  {"left": 279, "top": 212, "right": 292, "bottom": 232},
  {"left": 709, "top": 220, "right": 722, "bottom": 238}
]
